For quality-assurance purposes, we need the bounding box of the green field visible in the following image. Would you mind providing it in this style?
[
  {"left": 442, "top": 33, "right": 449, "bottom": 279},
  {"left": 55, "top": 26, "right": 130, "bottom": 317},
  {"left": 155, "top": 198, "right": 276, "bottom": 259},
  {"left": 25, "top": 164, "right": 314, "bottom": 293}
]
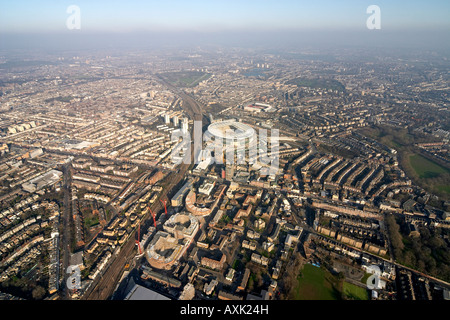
[
  {"left": 342, "top": 282, "right": 369, "bottom": 300},
  {"left": 409, "top": 154, "right": 450, "bottom": 179},
  {"left": 287, "top": 77, "right": 346, "bottom": 92},
  {"left": 158, "top": 71, "right": 211, "bottom": 88},
  {"left": 360, "top": 273, "right": 371, "bottom": 285},
  {"left": 437, "top": 185, "right": 450, "bottom": 193},
  {"left": 292, "top": 264, "right": 341, "bottom": 300},
  {"left": 242, "top": 68, "right": 268, "bottom": 78},
  {"left": 84, "top": 215, "right": 99, "bottom": 229},
  {"left": 358, "top": 125, "right": 449, "bottom": 199}
]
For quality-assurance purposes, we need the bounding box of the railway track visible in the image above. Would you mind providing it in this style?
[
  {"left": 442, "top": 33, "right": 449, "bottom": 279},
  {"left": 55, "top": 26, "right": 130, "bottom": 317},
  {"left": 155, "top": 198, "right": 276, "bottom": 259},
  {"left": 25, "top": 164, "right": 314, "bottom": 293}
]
[{"left": 83, "top": 78, "right": 205, "bottom": 300}]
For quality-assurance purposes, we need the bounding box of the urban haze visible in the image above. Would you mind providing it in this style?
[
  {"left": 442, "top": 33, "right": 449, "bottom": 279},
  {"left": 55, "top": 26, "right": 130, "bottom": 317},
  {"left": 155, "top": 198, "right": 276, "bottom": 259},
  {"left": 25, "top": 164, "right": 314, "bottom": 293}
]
[{"left": 0, "top": 1, "right": 449, "bottom": 305}]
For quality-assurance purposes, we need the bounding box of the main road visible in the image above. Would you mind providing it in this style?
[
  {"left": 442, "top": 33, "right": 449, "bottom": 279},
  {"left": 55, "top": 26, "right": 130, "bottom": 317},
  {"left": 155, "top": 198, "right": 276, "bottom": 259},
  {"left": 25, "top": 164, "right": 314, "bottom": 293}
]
[{"left": 60, "top": 164, "right": 72, "bottom": 299}]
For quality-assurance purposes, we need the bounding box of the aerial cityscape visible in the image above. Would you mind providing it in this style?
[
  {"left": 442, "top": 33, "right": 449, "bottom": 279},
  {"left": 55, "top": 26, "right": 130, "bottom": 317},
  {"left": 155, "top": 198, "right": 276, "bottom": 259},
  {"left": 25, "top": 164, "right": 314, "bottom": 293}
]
[{"left": 0, "top": 0, "right": 449, "bottom": 307}]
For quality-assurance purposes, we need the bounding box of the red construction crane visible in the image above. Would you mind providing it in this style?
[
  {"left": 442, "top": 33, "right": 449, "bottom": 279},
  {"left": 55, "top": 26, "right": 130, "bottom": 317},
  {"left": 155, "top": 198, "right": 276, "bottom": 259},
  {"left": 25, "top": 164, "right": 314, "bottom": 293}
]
[
  {"left": 148, "top": 205, "right": 157, "bottom": 228},
  {"left": 135, "top": 223, "right": 142, "bottom": 255},
  {"left": 160, "top": 199, "right": 168, "bottom": 216}
]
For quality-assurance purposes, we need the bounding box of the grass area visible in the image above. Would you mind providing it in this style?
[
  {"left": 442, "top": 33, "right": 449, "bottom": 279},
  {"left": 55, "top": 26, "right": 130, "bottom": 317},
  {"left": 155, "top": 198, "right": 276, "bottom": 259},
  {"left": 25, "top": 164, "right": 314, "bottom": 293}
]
[
  {"left": 343, "top": 282, "right": 369, "bottom": 300},
  {"left": 84, "top": 216, "right": 99, "bottom": 229},
  {"left": 390, "top": 140, "right": 403, "bottom": 148},
  {"left": 409, "top": 154, "right": 450, "bottom": 179},
  {"left": 292, "top": 264, "right": 341, "bottom": 300},
  {"left": 287, "top": 77, "right": 345, "bottom": 92},
  {"left": 158, "top": 71, "right": 211, "bottom": 88},
  {"left": 203, "top": 102, "right": 227, "bottom": 114},
  {"left": 360, "top": 273, "right": 371, "bottom": 285},
  {"left": 317, "top": 143, "right": 357, "bottom": 159},
  {"left": 358, "top": 126, "right": 414, "bottom": 151},
  {"left": 437, "top": 185, "right": 450, "bottom": 193},
  {"left": 44, "top": 96, "right": 74, "bottom": 103},
  {"left": 232, "top": 259, "right": 244, "bottom": 271},
  {"left": 242, "top": 68, "right": 268, "bottom": 78},
  {"left": 358, "top": 125, "right": 449, "bottom": 199}
]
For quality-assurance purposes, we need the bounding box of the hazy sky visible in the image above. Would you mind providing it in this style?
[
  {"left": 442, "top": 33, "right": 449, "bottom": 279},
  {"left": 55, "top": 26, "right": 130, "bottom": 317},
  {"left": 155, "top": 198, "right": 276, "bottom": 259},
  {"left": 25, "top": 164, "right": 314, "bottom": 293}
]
[
  {"left": 1, "top": 0, "right": 449, "bottom": 33},
  {"left": 1, "top": 1, "right": 449, "bottom": 53}
]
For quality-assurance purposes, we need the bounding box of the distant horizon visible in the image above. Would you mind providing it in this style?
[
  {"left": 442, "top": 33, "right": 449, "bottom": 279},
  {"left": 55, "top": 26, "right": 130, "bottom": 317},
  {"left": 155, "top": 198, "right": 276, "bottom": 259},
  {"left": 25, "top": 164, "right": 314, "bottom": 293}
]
[
  {"left": 1, "top": 0, "right": 449, "bottom": 53},
  {"left": 1, "top": 28, "right": 449, "bottom": 54},
  {"left": 1, "top": 0, "right": 450, "bottom": 32}
]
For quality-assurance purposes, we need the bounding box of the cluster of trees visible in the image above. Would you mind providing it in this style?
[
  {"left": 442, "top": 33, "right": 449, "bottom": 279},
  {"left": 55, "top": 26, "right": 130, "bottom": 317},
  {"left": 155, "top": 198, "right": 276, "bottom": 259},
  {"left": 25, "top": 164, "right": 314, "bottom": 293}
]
[
  {"left": 360, "top": 125, "right": 449, "bottom": 200},
  {"left": 278, "top": 252, "right": 303, "bottom": 299},
  {"left": 1, "top": 275, "right": 47, "bottom": 300},
  {"left": 385, "top": 214, "right": 404, "bottom": 259},
  {"left": 317, "top": 143, "right": 358, "bottom": 159},
  {"left": 386, "top": 214, "right": 450, "bottom": 282},
  {"left": 246, "top": 265, "right": 265, "bottom": 293}
]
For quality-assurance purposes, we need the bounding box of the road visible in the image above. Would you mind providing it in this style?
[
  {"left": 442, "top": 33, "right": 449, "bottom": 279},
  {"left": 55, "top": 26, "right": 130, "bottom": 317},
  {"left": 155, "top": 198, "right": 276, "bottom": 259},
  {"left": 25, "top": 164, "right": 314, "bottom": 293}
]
[{"left": 60, "top": 163, "right": 72, "bottom": 299}]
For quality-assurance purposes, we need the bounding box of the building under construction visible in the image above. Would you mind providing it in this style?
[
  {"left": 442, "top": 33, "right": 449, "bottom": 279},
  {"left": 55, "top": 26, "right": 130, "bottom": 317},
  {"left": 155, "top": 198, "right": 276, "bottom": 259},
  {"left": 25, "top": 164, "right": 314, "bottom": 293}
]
[{"left": 144, "top": 212, "right": 199, "bottom": 270}]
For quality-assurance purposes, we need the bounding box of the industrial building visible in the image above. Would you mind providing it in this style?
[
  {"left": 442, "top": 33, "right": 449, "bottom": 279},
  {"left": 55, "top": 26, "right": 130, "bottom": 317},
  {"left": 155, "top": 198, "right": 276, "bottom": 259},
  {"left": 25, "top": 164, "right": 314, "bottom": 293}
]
[{"left": 21, "top": 169, "right": 63, "bottom": 193}]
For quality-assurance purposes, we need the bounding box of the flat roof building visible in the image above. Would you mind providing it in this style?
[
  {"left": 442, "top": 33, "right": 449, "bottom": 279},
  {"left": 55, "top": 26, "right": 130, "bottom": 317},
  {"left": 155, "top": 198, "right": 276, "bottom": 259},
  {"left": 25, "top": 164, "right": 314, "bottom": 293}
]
[
  {"left": 124, "top": 284, "right": 171, "bottom": 300},
  {"left": 171, "top": 179, "right": 193, "bottom": 207}
]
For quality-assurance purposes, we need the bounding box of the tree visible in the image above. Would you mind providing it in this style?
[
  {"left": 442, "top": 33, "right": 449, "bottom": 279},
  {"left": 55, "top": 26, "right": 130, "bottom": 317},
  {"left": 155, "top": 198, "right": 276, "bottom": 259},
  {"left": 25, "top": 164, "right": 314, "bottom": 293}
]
[
  {"left": 385, "top": 215, "right": 404, "bottom": 259},
  {"left": 32, "top": 286, "right": 46, "bottom": 300}
]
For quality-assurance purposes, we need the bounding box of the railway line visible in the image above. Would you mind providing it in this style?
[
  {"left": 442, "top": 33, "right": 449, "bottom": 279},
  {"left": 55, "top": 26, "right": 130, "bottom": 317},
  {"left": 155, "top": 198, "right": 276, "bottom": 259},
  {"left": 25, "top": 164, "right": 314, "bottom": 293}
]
[
  {"left": 82, "top": 158, "right": 190, "bottom": 300},
  {"left": 82, "top": 79, "right": 203, "bottom": 300}
]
